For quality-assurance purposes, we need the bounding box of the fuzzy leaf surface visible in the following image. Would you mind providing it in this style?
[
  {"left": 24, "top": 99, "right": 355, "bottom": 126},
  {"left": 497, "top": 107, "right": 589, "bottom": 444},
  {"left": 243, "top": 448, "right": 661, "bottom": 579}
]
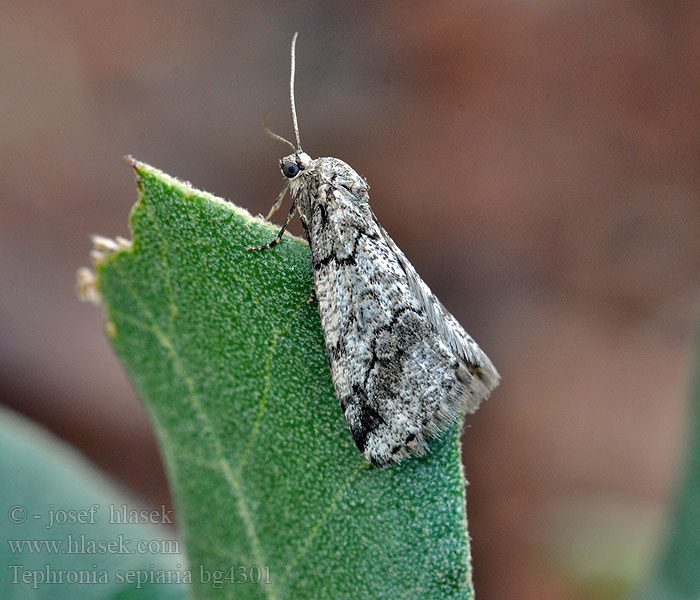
[{"left": 96, "top": 160, "right": 474, "bottom": 599}]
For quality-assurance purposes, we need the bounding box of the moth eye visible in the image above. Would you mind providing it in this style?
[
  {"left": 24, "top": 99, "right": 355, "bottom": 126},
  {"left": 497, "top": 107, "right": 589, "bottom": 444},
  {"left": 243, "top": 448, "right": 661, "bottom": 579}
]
[{"left": 282, "top": 162, "right": 300, "bottom": 178}]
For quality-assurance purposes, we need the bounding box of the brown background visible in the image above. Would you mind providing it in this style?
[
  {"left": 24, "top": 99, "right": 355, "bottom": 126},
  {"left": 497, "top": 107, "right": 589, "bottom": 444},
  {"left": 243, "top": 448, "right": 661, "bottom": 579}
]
[{"left": 1, "top": 2, "right": 699, "bottom": 598}]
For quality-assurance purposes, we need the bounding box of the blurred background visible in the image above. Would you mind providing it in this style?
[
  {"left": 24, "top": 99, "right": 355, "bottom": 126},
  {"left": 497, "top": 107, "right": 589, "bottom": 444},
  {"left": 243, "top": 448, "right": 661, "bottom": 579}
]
[{"left": 1, "top": 2, "right": 699, "bottom": 598}]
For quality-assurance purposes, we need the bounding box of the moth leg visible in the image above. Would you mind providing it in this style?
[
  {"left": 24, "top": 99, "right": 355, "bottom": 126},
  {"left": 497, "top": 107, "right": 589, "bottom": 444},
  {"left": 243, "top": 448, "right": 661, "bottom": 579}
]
[
  {"left": 247, "top": 199, "right": 297, "bottom": 251},
  {"left": 306, "top": 287, "right": 316, "bottom": 304},
  {"left": 264, "top": 182, "right": 290, "bottom": 221}
]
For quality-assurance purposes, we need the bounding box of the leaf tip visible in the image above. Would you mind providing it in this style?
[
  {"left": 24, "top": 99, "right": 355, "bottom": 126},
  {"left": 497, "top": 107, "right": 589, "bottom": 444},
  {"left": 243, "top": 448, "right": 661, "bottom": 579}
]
[
  {"left": 124, "top": 154, "right": 141, "bottom": 170},
  {"left": 124, "top": 155, "right": 147, "bottom": 190}
]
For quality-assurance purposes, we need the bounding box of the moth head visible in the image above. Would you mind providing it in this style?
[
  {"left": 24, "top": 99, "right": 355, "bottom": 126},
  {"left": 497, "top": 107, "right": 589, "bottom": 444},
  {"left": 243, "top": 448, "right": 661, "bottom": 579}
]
[{"left": 280, "top": 152, "right": 312, "bottom": 180}]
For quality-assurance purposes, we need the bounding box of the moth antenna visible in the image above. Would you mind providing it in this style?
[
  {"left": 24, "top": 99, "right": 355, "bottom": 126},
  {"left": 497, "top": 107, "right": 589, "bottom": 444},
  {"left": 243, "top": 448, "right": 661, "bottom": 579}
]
[
  {"left": 290, "top": 32, "right": 302, "bottom": 151},
  {"left": 263, "top": 112, "right": 295, "bottom": 151}
]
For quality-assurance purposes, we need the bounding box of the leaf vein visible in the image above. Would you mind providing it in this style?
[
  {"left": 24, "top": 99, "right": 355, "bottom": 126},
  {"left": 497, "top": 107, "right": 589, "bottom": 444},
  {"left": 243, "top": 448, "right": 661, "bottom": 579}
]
[
  {"left": 108, "top": 259, "right": 279, "bottom": 600},
  {"left": 234, "top": 296, "right": 311, "bottom": 476},
  {"left": 283, "top": 462, "right": 368, "bottom": 581}
]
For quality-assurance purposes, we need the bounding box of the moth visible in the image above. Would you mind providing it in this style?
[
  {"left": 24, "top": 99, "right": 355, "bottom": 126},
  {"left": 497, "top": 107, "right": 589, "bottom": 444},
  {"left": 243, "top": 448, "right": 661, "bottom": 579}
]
[{"left": 250, "top": 34, "right": 499, "bottom": 466}]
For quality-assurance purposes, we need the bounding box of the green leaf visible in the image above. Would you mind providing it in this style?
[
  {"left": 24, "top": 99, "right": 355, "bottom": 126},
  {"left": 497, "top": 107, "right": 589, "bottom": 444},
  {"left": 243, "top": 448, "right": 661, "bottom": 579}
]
[
  {"left": 636, "top": 321, "right": 700, "bottom": 600},
  {"left": 95, "top": 159, "right": 475, "bottom": 599},
  {"left": 0, "top": 407, "right": 189, "bottom": 600}
]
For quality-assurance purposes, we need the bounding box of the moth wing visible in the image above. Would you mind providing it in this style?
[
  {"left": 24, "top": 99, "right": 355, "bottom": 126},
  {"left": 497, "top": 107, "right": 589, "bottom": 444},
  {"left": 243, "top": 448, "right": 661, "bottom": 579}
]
[
  {"left": 307, "top": 166, "right": 498, "bottom": 466},
  {"left": 373, "top": 217, "right": 500, "bottom": 412}
]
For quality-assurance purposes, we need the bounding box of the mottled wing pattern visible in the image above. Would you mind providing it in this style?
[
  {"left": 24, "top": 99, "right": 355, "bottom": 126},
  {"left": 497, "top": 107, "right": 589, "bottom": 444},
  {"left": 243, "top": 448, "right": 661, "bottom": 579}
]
[
  {"left": 374, "top": 220, "right": 500, "bottom": 410},
  {"left": 303, "top": 158, "right": 499, "bottom": 466}
]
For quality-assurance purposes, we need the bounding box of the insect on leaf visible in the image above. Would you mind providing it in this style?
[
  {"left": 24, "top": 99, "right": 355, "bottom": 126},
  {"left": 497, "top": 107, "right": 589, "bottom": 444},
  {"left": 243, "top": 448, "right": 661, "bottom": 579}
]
[{"left": 93, "top": 159, "right": 476, "bottom": 600}]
